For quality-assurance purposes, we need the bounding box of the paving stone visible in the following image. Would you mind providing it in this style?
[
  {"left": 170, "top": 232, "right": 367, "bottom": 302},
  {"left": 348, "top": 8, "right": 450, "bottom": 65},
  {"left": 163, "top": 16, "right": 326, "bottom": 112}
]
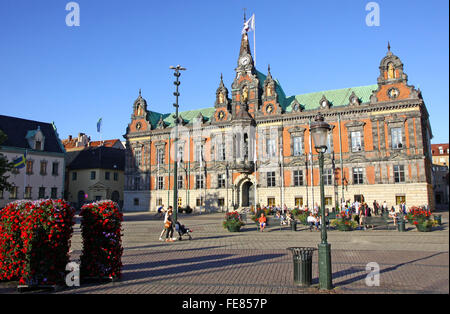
[{"left": 1, "top": 212, "right": 448, "bottom": 294}]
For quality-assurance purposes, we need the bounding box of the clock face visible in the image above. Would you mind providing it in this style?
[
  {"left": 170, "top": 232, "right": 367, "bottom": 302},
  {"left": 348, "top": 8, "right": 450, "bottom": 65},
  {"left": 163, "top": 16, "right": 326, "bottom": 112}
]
[
  {"left": 136, "top": 122, "right": 141, "bottom": 130},
  {"left": 240, "top": 56, "right": 250, "bottom": 66},
  {"left": 388, "top": 88, "right": 399, "bottom": 99},
  {"left": 218, "top": 111, "right": 225, "bottom": 121},
  {"left": 322, "top": 100, "right": 328, "bottom": 107},
  {"left": 266, "top": 104, "right": 273, "bottom": 113}
]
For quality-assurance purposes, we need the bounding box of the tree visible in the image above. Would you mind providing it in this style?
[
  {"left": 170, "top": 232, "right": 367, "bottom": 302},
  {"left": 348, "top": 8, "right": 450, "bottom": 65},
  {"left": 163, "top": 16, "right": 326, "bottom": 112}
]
[{"left": 0, "top": 130, "right": 14, "bottom": 192}]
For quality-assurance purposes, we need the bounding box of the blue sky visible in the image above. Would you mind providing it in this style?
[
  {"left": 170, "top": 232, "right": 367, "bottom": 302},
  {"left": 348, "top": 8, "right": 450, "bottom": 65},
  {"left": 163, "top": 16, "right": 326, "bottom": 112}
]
[{"left": 0, "top": 0, "right": 448, "bottom": 143}]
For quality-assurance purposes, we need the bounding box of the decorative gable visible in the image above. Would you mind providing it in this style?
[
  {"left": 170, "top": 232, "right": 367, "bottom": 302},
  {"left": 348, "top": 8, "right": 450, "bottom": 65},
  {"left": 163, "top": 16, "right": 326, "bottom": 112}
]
[
  {"left": 319, "top": 95, "right": 331, "bottom": 109},
  {"left": 25, "top": 126, "right": 45, "bottom": 151},
  {"left": 370, "top": 44, "right": 421, "bottom": 104}
]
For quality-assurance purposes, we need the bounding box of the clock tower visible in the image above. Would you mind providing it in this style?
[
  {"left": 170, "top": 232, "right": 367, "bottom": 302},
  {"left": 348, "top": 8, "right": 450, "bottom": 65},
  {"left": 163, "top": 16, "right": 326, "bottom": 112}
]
[{"left": 231, "top": 31, "right": 260, "bottom": 120}]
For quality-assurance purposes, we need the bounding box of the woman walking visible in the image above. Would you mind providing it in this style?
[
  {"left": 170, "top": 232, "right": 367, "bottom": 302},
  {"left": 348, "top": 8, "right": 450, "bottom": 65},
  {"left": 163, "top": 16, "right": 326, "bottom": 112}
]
[{"left": 164, "top": 207, "right": 176, "bottom": 242}]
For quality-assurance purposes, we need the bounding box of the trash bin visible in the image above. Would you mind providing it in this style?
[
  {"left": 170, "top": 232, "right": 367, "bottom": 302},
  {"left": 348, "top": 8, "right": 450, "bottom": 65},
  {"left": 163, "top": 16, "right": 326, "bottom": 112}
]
[
  {"left": 397, "top": 219, "right": 406, "bottom": 232},
  {"left": 291, "top": 220, "right": 297, "bottom": 231},
  {"left": 434, "top": 215, "right": 442, "bottom": 226},
  {"left": 287, "top": 247, "right": 316, "bottom": 287}
]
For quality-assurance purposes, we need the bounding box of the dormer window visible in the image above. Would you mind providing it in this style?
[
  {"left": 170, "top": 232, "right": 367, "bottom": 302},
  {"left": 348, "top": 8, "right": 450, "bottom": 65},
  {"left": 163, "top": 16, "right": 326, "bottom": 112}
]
[{"left": 25, "top": 126, "right": 45, "bottom": 151}]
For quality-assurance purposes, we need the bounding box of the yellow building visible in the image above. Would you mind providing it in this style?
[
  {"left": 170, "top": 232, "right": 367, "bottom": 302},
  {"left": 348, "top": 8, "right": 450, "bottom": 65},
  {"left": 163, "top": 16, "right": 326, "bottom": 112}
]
[{"left": 65, "top": 146, "right": 124, "bottom": 209}]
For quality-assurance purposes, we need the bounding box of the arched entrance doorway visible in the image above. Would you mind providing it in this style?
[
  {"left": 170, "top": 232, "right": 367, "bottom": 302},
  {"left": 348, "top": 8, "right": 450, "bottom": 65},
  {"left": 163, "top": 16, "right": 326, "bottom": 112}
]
[
  {"left": 111, "top": 190, "right": 120, "bottom": 203},
  {"left": 241, "top": 181, "right": 254, "bottom": 207},
  {"left": 77, "top": 190, "right": 85, "bottom": 209}
]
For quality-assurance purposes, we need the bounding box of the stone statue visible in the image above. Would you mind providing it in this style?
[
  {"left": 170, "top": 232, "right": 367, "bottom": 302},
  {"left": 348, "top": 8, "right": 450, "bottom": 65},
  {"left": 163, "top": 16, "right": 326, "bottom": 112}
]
[
  {"left": 266, "top": 84, "right": 273, "bottom": 97},
  {"left": 242, "top": 86, "right": 248, "bottom": 102},
  {"left": 218, "top": 92, "right": 224, "bottom": 104},
  {"left": 387, "top": 63, "right": 395, "bottom": 79}
]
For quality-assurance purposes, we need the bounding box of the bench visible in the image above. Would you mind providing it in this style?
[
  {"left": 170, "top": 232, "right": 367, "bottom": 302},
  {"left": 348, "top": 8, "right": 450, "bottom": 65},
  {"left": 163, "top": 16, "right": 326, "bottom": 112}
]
[
  {"left": 364, "top": 215, "right": 394, "bottom": 230},
  {"left": 255, "top": 216, "right": 292, "bottom": 231},
  {"left": 328, "top": 212, "right": 337, "bottom": 220}
]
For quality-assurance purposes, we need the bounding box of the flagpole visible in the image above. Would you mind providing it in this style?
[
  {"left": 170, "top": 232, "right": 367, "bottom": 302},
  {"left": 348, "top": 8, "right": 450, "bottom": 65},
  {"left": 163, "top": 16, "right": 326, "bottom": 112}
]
[{"left": 253, "top": 15, "right": 256, "bottom": 66}]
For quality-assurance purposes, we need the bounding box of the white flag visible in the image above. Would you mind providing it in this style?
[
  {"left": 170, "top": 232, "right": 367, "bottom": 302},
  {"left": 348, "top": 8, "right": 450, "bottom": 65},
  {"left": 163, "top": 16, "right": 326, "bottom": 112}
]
[{"left": 242, "top": 14, "right": 255, "bottom": 34}]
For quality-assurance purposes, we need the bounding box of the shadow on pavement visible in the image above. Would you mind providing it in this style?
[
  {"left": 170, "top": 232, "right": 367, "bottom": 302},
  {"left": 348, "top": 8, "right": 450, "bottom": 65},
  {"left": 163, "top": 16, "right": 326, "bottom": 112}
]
[
  {"left": 71, "top": 253, "right": 285, "bottom": 293},
  {"left": 333, "top": 251, "right": 447, "bottom": 288},
  {"left": 124, "top": 253, "right": 234, "bottom": 272}
]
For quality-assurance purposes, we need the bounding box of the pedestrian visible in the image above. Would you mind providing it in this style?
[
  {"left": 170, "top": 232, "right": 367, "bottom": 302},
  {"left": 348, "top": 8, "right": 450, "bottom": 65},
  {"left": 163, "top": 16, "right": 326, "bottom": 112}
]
[
  {"left": 341, "top": 199, "right": 346, "bottom": 212},
  {"left": 401, "top": 202, "right": 407, "bottom": 215},
  {"left": 286, "top": 211, "right": 294, "bottom": 226},
  {"left": 259, "top": 212, "right": 267, "bottom": 232},
  {"left": 313, "top": 203, "right": 319, "bottom": 215},
  {"left": 159, "top": 206, "right": 169, "bottom": 241},
  {"left": 307, "top": 213, "right": 317, "bottom": 231},
  {"left": 382, "top": 201, "right": 388, "bottom": 214},
  {"left": 389, "top": 206, "right": 398, "bottom": 226},
  {"left": 282, "top": 204, "right": 288, "bottom": 215},
  {"left": 157, "top": 204, "right": 165, "bottom": 218},
  {"left": 344, "top": 205, "right": 350, "bottom": 217},
  {"left": 373, "top": 200, "right": 379, "bottom": 216},
  {"left": 324, "top": 211, "right": 330, "bottom": 230},
  {"left": 164, "top": 206, "right": 176, "bottom": 242}
]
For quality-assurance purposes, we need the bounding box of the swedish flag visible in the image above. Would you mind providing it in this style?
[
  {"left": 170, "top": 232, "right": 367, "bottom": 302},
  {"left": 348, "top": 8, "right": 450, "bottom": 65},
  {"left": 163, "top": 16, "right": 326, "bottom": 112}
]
[{"left": 13, "top": 153, "right": 26, "bottom": 169}]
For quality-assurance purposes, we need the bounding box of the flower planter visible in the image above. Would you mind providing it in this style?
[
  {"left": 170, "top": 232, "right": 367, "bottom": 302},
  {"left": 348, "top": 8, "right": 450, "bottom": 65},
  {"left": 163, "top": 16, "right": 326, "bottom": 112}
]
[
  {"left": 337, "top": 224, "right": 353, "bottom": 231},
  {"left": 0, "top": 199, "right": 75, "bottom": 285},
  {"left": 416, "top": 224, "right": 432, "bottom": 232},
  {"left": 226, "top": 225, "right": 241, "bottom": 232},
  {"left": 80, "top": 201, "right": 123, "bottom": 281},
  {"left": 223, "top": 211, "right": 244, "bottom": 232}
]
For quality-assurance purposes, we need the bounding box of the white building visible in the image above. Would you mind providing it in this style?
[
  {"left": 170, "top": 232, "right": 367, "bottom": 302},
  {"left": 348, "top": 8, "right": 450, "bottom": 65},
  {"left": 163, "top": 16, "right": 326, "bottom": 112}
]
[{"left": 0, "top": 115, "right": 65, "bottom": 208}]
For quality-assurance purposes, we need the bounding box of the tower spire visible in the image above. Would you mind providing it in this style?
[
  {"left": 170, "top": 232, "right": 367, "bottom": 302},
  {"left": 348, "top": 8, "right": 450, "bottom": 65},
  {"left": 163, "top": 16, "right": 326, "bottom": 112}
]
[{"left": 387, "top": 41, "right": 391, "bottom": 52}]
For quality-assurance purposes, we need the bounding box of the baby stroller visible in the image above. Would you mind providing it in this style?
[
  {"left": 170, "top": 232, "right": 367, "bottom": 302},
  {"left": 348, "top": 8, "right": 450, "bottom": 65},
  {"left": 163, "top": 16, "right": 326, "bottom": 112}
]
[{"left": 175, "top": 221, "right": 193, "bottom": 241}]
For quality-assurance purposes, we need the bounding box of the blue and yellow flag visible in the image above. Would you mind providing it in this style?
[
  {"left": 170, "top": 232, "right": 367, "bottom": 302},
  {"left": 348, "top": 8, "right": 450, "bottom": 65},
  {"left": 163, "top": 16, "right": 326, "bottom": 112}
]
[
  {"left": 13, "top": 151, "right": 26, "bottom": 169},
  {"left": 97, "top": 118, "right": 102, "bottom": 133}
]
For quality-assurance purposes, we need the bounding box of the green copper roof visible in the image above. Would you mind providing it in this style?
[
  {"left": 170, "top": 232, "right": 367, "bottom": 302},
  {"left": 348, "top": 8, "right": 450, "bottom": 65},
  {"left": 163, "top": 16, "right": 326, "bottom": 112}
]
[
  {"left": 147, "top": 111, "right": 170, "bottom": 128},
  {"left": 285, "top": 84, "right": 378, "bottom": 112},
  {"left": 146, "top": 82, "right": 378, "bottom": 129},
  {"left": 162, "top": 107, "right": 216, "bottom": 128}
]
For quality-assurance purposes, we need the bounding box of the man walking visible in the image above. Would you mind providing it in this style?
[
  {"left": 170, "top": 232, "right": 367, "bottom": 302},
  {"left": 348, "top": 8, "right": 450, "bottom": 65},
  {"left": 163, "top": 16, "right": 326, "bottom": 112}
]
[
  {"left": 382, "top": 201, "right": 388, "bottom": 214},
  {"left": 373, "top": 200, "right": 379, "bottom": 216}
]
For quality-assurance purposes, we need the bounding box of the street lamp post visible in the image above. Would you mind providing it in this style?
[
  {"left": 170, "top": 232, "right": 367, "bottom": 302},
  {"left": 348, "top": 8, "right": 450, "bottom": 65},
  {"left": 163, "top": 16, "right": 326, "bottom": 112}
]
[
  {"left": 310, "top": 112, "right": 332, "bottom": 290},
  {"left": 226, "top": 163, "right": 229, "bottom": 213},
  {"left": 170, "top": 65, "right": 186, "bottom": 224}
]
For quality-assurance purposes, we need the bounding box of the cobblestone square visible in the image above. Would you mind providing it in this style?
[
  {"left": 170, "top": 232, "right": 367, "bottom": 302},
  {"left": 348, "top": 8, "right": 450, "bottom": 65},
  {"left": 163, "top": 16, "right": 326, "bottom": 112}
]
[{"left": 1, "top": 211, "right": 448, "bottom": 294}]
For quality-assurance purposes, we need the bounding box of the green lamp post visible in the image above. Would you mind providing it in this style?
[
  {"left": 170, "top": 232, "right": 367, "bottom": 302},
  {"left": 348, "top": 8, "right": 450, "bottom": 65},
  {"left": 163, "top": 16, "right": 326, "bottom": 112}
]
[
  {"left": 170, "top": 65, "right": 186, "bottom": 224},
  {"left": 310, "top": 112, "right": 332, "bottom": 290}
]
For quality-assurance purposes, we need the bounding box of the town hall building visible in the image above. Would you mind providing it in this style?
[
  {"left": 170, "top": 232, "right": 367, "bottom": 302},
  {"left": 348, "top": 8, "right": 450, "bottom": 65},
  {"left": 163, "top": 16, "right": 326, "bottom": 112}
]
[{"left": 123, "top": 28, "right": 434, "bottom": 212}]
